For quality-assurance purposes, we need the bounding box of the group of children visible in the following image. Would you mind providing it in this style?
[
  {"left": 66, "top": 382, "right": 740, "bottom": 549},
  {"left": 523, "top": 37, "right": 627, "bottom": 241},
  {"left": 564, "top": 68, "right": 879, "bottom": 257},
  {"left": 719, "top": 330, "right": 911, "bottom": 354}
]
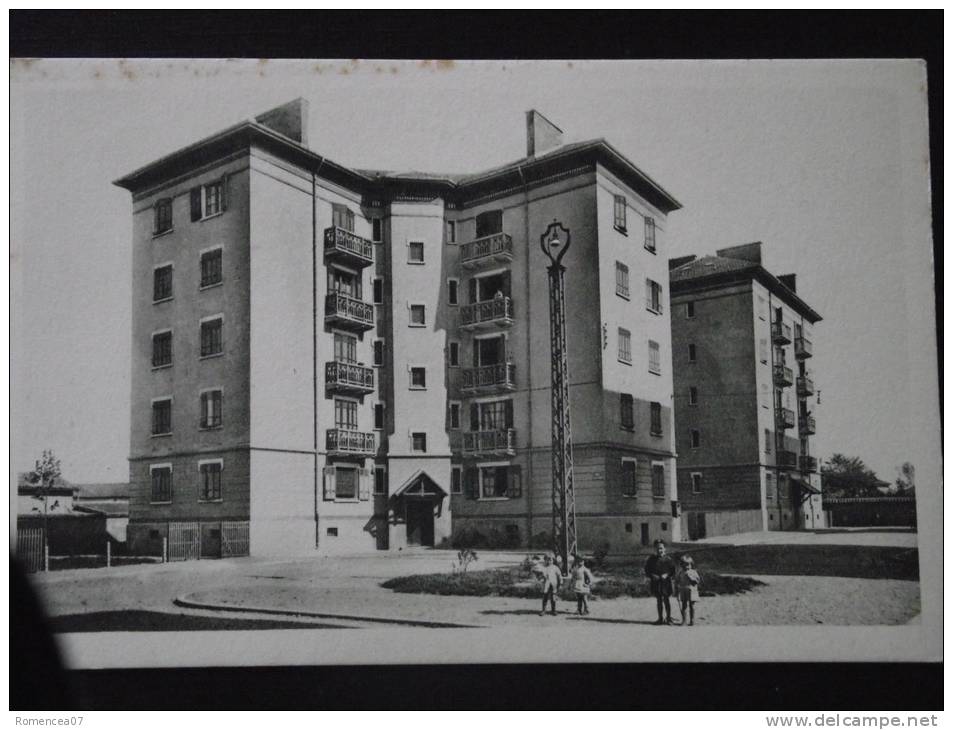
[{"left": 531, "top": 539, "right": 701, "bottom": 625}]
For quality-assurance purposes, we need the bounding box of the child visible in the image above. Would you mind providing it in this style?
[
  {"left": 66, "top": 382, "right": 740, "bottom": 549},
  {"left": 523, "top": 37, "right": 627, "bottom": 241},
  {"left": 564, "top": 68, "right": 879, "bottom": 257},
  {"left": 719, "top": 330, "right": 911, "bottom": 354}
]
[
  {"left": 571, "top": 556, "right": 594, "bottom": 615},
  {"left": 676, "top": 555, "right": 701, "bottom": 626},
  {"left": 538, "top": 555, "right": 562, "bottom": 616}
]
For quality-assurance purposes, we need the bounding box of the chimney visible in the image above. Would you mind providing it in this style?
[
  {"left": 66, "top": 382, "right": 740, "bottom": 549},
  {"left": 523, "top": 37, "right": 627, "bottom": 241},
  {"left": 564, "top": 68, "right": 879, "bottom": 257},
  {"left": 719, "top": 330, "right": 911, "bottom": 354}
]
[
  {"left": 669, "top": 255, "right": 697, "bottom": 270},
  {"left": 255, "top": 98, "right": 309, "bottom": 145},
  {"left": 715, "top": 242, "right": 762, "bottom": 265},
  {"left": 778, "top": 274, "right": 797, "bottom": 293},
  {"left": 526, "top": 109, "right": 563, "bottom": 157}
]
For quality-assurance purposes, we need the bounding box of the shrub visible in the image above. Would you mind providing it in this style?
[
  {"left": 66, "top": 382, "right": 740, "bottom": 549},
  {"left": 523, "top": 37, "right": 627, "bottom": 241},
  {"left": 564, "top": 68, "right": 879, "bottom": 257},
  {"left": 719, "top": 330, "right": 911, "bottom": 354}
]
[
  {"left": 591, "top": 541, "right": 611, "bottom": 572},
  {"left": 528, "top": 531, "right": 552, "bottom": 550},
  {"left": 452, "top": 526, "right": 522, "bottom": 550},
  {"left": 454, "top": 548, "right": 478, "bottom": 574}
]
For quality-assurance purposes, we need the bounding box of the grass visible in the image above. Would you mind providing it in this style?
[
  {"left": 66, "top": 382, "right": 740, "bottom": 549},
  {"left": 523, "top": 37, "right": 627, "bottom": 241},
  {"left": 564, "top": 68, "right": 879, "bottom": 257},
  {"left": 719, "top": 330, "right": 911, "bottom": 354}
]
[{"left": 50, "top": 610, "right": 348, "bottom": 632}]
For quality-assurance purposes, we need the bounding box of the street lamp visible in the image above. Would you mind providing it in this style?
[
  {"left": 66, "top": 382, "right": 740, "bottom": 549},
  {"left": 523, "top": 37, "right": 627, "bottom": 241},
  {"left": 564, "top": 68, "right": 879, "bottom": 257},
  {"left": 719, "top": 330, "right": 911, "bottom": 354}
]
[{"left": 539, "top": 219, "right": 577, "bottom": 576}]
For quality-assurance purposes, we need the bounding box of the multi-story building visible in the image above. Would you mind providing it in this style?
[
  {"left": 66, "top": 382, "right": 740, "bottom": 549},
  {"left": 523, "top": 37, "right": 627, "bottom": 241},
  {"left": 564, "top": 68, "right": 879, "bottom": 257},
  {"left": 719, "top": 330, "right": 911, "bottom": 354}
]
[
  {"left": 115, "top": 99, "right": 682, "bottom": 557},
  {"left": 668, "top": 243, "right": 824, "bottom": 538}
]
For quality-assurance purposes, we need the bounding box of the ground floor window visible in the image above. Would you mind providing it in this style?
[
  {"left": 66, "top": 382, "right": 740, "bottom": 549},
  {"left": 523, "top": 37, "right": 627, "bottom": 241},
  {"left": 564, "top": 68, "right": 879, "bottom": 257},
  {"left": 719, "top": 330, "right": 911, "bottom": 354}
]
[
  {"left": 374, "top": 466, "right": 387, "bottom": 496},
  {"left": 199, "top": 460, "right": 222, "bottom": 501},
  {"left": 335, "top": 467, "right": 358, "bottom": 499},
  {"left": 651, "top": 463, "right": 665, "bottom": 498},
  {"left": 450, "top": 466, "right": 462, "bottom": 494},
  {"left": 150, "top": 465, "right": 172, "bottom": 503},
  {"left": 468, "top": 464, "right": 522, "bottom": 499}
]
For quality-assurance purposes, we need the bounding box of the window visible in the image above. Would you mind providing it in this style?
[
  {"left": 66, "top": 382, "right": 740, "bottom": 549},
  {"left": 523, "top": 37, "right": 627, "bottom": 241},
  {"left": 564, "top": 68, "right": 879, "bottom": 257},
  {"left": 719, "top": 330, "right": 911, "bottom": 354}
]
[
  {"left": 474, "top": 399, "right": 514, "bottom": 431},
  {"left": 409, "top": 304, "right": 426, "bottom": 327},
  {"left": 615, "top": 261, "right": 630, "bottom": 298},
  {"left": 200, "top": 316, "right": 223, "bottom": 357},
  {"left": 154, "top": 199, "right": 173, "bottom": 235},
  {"left": 200, "top": 248, "right": 223, "bottom": 288},
  {"left": 644, "top": 216, "right": 656, "bottom": 252},
  {"left": 479, "top": 465, "right": 521, "bottom": 499},
  {"left": 689, "top": 386, "right": 698, "bottom": 406},
  {"left": 475, "top": 210, "right": 503, "bottom": 238},
  {"left": 449, "top": 401, "right": 461, "bottom": 430},
  {"left": 153, "top": 264, "right": 173, "bottom": 302},
  {"left": 412, "top": 432, "right": 427, "bottom": 453},
  {"left": 648, "top": 340, "right": 661, "bottom": 375},
  {"left": 327, "top": 527, "right": 339, "bottom": 537},
  {"left": 448, "top": 278, "right": 459, "bottom": 306},
  {"left": 190, "top": 181, "right": 227, "bottom": 222},
  {"left": 686, "top": 301, "right": 695, "bottom": 318},
  {"left": 372, "top": 218, "right": 383, "bottom": 243},
  {"left": 758, "top": 296, "right": 767, "bottom": 321},
  {"left": 335, "top": 467, "right": 357, "bottom": 499},
  {"left": 759, "top": 338, "right": 768, "bottom": 364},
  {"left": 613, "top": 195, "right": 627, "bottom": 232},
  {"left": 765, "top": 428, "right": 773, "bottom": 454},
  {"left": 374, "top": 466, "right": 387, "bottom": 495},
  {"left": 447, "top": 220, "right": 456, "bottom": 244},
  {"left": 766, "top": 473, "right": 775, "bottom": 502},
  {"left": 690, "top": 429, "right": 700, "bottom": 448},
  {"left": 150, "top": 465, "right": 172, "bottom": 503},
  {"left": 407, "top": 241, "right": 425, "bottom": 264},
  {"left": 651, "top": 463, "right": 665, "bottom": 498},
  {"left": 450, "top": 466, "right": 462, "bottom": 495},
  {"left": 691, "top": 472, "right": 702, "bottom": 494},
  {"left": 373, "top": 339, "right": 384, "bottom": 367},
  {"left": 203, "top": 182, "right": 223, "bottom": 217},
  {"left": 448, "top": 341, "right": 460, "bottom": 367},
  {"left": 410, "top": 367, "right": 426, "bottom": 389},
  {"left": 152, "top": 331, "right": 172, "bottom": 368},
  {"left": 618, "top": 328, "right": 632, "bottom": 364},
  {"left": 332, "top": 204, "right": 355, "bottom": 232},
  {"left": 329, "top": 267, "right": 361, "bottom": 298},
  {"left": 199, "top": 461, "right": 222, "bottom": 501},
  {"left": 372, "top": 278, "right": 384, "bottom": 305},
  {"left": 334, "top": 332, "right": 357, "bottom": 363},
  {"left": 650, "top": 402, "right": 662, "bottom": 436},
  {"left": 645, "top": 279, "right": 663, "bottom": 314},
  {"left": 620, "top": 394, "right": 634, "bottom": 430},
  {"left": 200, "top": 389, "right": 223, "bottom": 429},
  {"left": 374, "top": 402, "right": 385, "bottom": 430},
  {"left": 151, "top": 398, "right": 172, "bottom": 436},
  {"left": 335, "top": 399, "right": 358, "bottom": 430},
  {"left": 621, "top": 458, "right": 637, "bottom": 497},
  {"left": 688, "top": 343, "right": 697, "bottom": 362}
]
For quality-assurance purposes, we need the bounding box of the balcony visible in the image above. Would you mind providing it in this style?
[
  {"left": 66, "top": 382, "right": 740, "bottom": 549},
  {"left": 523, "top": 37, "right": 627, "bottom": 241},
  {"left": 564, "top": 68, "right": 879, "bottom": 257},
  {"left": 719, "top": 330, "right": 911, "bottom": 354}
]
[
  {"left": 799, "top": 413, "right": 816, "bottom": 435},
  {"left": 459, "top": 296, "right": 514, "bottom": 330},
  {"left": 773, "top": 364, "right": 794, "bottom": 387},
  {"left": 460, "top": 362, "right": 516, "bottom": 395},
  {"left": 799, "top": 455, "right": 818, "bottom": 473},
  {"left": 794, "top": 336, "right": 813, "bottom": 359},
  {"left": 777, "top": 450, "right": 798, "bottom": 469},
  {"left": 796, "top": 374, "right": 814, "bottom": 398},
  {"left": 460, "top": 233, "right": 513, "bottom": 270},
  {"left": 325, "top": 292, "right": 374, "bottom": 333},
  {"left": 776, "top": 407, "right": 796, "bottom": 429},
  {"left": 772, "top": 320, "right": 792, "bottom": 345},
  {"left": 323, "top": 227, "right": 374, "bottom": 269},
  {"left": 325, "top": 361, "right": 374, "bottom": 396},
  {"left": 461, "top": 428, "right": 516, "bottom": 457},
  {"left": 326, "top": 428, "right": 375, "bottom": 457}
]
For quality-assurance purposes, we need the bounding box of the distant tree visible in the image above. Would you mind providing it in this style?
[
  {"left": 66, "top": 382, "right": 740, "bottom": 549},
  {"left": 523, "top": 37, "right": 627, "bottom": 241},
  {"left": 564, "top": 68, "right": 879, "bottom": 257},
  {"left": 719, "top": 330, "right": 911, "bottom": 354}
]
[
  {"left": 26, "top": 449, "right": 62, "bottom": 491},
  {"left": 894, "top": 462, "right": 916, "bottom": 495},
  {"left": 821, "top": 453, "right": 887, "bottom": 498}
]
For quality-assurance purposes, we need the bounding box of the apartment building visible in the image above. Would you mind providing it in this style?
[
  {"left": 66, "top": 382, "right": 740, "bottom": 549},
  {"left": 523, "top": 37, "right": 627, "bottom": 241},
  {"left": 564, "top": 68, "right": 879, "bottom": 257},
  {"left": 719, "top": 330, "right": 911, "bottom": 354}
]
[
  {"left": 115, "top": 99, "right": 682, "bottom": 557},
  {"left": 669, "top": 243, "right": 823, "bottom": 538}
]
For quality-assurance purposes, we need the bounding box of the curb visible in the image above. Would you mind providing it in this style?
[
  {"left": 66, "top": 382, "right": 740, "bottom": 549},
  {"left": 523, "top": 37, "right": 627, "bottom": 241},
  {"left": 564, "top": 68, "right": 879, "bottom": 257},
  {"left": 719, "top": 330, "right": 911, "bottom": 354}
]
[{"left": 173, "top": 593, "right": 482, "bottom": 629}]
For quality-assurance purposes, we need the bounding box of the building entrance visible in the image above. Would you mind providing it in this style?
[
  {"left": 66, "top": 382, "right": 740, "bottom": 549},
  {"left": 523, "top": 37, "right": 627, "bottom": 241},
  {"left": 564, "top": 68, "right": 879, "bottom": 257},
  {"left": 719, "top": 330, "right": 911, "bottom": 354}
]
[{"left": 406, "top": 500, "right": 435, "bottom": 546}]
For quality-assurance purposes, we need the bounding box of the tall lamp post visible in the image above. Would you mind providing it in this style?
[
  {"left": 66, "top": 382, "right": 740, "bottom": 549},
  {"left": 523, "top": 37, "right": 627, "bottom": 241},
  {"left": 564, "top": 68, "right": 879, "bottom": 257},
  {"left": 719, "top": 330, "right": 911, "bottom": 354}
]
[{"left": 540, "top": 219, "right": 577, "bottom": 575}]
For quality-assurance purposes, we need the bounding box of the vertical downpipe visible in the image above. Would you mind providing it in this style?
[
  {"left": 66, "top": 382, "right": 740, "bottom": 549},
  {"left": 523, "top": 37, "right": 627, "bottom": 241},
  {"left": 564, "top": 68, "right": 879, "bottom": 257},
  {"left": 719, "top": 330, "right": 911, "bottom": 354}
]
[
  {"left": 312, "top": 168, "right": 319, "bottom": 548},
  {"left": 518, "top": 166, "right": 534, "bottom": 543}
]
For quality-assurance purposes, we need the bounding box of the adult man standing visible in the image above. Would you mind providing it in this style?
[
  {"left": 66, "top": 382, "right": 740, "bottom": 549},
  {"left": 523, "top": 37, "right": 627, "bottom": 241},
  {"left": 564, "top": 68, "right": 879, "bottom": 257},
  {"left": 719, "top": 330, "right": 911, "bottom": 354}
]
[{"left": 644, "top": 539, "right": 677, "bottom": 625}]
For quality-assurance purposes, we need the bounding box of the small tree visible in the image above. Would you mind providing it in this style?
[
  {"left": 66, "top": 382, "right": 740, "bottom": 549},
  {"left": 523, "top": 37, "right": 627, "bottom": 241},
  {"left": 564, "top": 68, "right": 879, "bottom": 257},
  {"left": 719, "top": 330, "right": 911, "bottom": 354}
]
[
  {"left": 894, "top": 462, "right": 916, "bottom": 495},
  {"left": 26, "top": 450, "right": 62, "bottom": 557}
]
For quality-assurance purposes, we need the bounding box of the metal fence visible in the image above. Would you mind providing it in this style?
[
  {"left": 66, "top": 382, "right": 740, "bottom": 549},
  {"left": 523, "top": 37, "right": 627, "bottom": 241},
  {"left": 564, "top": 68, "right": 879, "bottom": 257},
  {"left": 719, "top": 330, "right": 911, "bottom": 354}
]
[
  {"left": 168, "top": 521, "right": 201, "bottom": 561},
  {"left": 17, "top": 528, "right": 45, "bottom": 573},
  {"left": 221, "top": 520, "right": 250, "bottom": 558}
]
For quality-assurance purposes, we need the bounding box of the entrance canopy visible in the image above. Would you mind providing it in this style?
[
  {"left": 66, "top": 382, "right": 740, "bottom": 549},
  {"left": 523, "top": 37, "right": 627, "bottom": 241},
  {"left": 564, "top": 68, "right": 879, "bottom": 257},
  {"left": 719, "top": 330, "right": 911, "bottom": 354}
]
[
  {"left": 392, "top": 470, "right": 448, "bottom": 499},
  {"left": 791, "top": 476, "right": 821, "bottom": 504}
]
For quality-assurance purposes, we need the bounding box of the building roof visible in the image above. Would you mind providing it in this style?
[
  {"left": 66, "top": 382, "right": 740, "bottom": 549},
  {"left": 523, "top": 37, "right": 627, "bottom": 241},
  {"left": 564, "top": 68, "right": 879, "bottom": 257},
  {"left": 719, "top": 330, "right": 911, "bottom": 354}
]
[
  {"left": 669, "top": 253, "right": 822, "bottom": 323},
  {"left": 114, "top": 106, "right": 681, "bottom": 213},
  {"left": 74, "top": 502, "right": 129, "bottom": 517},
  {"left": 72, "top": 482, "right": 130, "bottom": 499}
]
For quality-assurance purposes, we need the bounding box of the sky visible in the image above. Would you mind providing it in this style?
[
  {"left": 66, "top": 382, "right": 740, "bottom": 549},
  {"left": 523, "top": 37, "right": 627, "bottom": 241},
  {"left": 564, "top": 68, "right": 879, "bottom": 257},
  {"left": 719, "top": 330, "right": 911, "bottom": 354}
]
[{"left": 9, "top": 58, "right": 939, "bottom": 486}]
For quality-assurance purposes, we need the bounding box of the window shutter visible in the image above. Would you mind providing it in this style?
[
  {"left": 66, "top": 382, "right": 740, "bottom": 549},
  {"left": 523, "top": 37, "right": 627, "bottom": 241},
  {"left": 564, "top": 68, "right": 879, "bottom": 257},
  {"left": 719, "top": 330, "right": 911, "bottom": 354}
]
[
  {"left": 504, "top": 400, "right": 514, "bottom": 429},
  {"left": 472, "top": 341, "right": 480, "bottom": 367},
  {"left": 501, "top": 271, "right": 511, "bottom": 298},
  {"left": 220, "top": 174, "right": 229, "bottom": 212},
  {"left": 468, "top": 278, "right": 477, "bottom": 304},
  {"left": 470, "top": 403, "right": 480, "bottom": 431},
  {"left": 358, "top": 468, "right": 371, "bottom": 501},
  {"left": 200, "top": 392, "right": 208, "bottom": 427},
  {"left": 507, "top": 465, "right": 522, "bottom": 498},
  {"left": 190, "top": 187, "right": 202, "bottom": 221},
  {"left": 464, "top": 467, "right": 479, "bottom": 499},
  {"left": 322, "top": 466, "right": 336, "bottom": 501}
]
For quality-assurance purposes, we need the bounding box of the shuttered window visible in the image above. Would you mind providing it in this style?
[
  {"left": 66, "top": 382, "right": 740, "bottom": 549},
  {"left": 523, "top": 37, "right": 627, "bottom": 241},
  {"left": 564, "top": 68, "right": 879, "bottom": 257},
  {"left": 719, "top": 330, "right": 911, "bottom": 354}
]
[
  {"left": 621, "top": 459, "right": 637, "bottom": 497},
  {"left": 335, "top": 467, "right": 357, "bottom": 499},
  {"left": 613, "top": 195, "right": 627, "bottom": 232},
  {"left": 200, "top": 318, "right": 223, "bottom": 357},
  {"left": 620, "top": 394, "right": 634, "bottom": 430},
  {"left": 150, "top": 466, "right": 172, "bottom": 503},
  {"left": 154, "top": 199, "right": 173, "bottom": 234},
  {"left": 153, "top": 265, "right": 173, "bottom": 301},
  {"left": 332, "top": 204, "right": 355, "bottom": 232},
  {"left": 200, "top": 249, "right": 223, "bottom": 288},
  {"left": 650, "top": 402, "right": 662, "bottom": 436},
  {"left": 615, "top": 261, "right": 630, "bottom": 298},
  {"left": 151, "top": 399, "right": 172, "bottom": 436},
  {"left": 152, "top": 331, "right": 172, "bottom": 368},
  {"left": 652, "top": 463, "right": 665, "bottom": 498},
  {"left": 334, "top": 399, "right": 358, "bottom": 430},
  {"left": 475, "top": 210, "right": 503, "bottom": 237},
  {"left": 645, "top": 279, "right": 663, "bottom": 313},
  {"left": 200, "top": 390, "right": 223, "bottom": 429},
  {"left": 644, "top": 217, "right": 656, "bottom": 252},
  {"left": 648, "top": 340, "right": 661, "bottom": 375},
  {"left": 618, "top": 328, "right": 632, "bottom": 364},
  {"left": 199, "top": 461, "right": 222, "bottom": 501}
]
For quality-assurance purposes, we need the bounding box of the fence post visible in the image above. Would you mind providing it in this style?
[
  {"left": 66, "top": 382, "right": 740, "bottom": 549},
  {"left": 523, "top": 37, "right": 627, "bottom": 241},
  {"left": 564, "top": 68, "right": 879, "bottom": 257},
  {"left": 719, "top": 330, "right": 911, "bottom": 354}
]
[
  {"left": 162, "top": 536, "right": 168, "bottom": 563},
  {"left": 106, "top": 541, "right": 111, "bottom": 568},
  {"left": 43, "top": 540, "right": 49, "bottom": 572}
]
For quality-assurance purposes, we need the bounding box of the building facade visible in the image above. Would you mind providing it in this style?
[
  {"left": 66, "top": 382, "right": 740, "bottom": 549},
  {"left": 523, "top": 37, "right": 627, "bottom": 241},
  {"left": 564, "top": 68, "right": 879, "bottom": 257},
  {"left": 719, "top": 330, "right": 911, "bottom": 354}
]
[
  {"left": 116, "top": 99, "right": 682, "bottom": 557},
  {"left": 669, "top": 243, "right": 824, "bottom": 538}
]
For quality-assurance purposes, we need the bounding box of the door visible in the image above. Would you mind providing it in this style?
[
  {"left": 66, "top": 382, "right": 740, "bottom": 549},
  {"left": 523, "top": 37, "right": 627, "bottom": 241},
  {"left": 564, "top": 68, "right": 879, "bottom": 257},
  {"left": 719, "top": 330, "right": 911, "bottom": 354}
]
[
  {"left": 406, "top": 501, "right": 435, "bottom": 547},
  {"left": 687, "top": 512, "right": 707, "bottom": 540},
  {"left": 201, "top": 522, "right": 222, "bottom": 558}
]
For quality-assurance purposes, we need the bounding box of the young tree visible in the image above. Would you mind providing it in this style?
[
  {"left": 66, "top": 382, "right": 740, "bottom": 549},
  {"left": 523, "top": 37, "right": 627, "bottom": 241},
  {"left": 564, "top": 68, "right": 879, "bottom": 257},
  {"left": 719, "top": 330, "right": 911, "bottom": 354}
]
[
  {"left": 27, "top": 449, "right": 61, "bottom": 490},
  {"left": 894, "top": 462, "right": 916, "bottom": 494},
  {"left": 820, "top": 453, "right": 887, "bottom": 498}
]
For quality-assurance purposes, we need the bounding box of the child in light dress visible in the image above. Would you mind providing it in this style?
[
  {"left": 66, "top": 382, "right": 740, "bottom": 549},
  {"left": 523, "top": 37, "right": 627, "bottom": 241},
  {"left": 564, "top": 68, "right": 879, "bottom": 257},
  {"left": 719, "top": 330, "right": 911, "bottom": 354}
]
[
  {"left": 676, "top": 555, "right": 701, "bottom": 626},
  {"left": 571, "top": 556, "right": 594, "bottom": 615}
]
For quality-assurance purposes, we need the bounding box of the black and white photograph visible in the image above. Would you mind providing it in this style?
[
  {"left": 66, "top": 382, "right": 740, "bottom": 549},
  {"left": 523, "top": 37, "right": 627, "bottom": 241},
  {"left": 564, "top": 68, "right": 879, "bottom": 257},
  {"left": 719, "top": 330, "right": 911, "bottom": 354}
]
[{"left": 9, "top": 44, "right": 941, "bottom": 705}]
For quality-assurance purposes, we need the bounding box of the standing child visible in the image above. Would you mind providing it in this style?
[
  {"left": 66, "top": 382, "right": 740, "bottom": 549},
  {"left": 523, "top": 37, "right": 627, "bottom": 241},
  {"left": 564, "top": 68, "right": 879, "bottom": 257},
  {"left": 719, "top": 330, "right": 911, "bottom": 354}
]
[
  {"left": 571, "top": 556, "right": 594, "bottom": 615},
  {"left": 538, "top": 555, "right": 562, "bottom": 616},
  {"left": 676, "top": 555, "right": 701, "bottom": 626}
]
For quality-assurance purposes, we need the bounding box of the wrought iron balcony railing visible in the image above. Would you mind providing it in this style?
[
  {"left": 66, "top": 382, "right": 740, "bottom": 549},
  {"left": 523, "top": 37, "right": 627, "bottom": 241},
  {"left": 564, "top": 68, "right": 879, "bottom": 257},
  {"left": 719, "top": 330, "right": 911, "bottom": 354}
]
[
  {"left": 460, "top": 362, "right": 516, "bottom": 394},
  {"left": 796, "top": 375, "right": 814, "bottom": 397},
  {"left": 326, "top": 428, "right": 376, "bottom": 456},
  {"left": 799, "top": 455, "right": 818, "bottom": 473},
  {"left": 325, "top": 360, "right": 374, "bottom": 395},
  {"left": 461, "top": 428, "right": 516, "bottom": 457},
  {"left": 776, "top": 407, "right": 796, "bottom": 429},
  {"left": 324, "top": 291, "right": 374, "bottom": 332},
  {"left": 794, "top": 336, "right": 813, "bottom": 359},
  {"left": 772, "top": 320, "right": 792, "bottom": 345},
  {"left": 799, "top": 413, "right": 816, "bottom": 435},
  {"left": 460, "top": 233, "right": 513, "bottom": 269},
  {"left": 459, "top": 296, "right": 514, "bottom": 330},
  {"left": 773, "top": 364, "right": 794, "bottom": 387},
  {"left": 323, "top": 227, "right": 374, "bottom": 268},
  {"left": 777, "top": 450, "right": 798, "bottom": 468}
]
